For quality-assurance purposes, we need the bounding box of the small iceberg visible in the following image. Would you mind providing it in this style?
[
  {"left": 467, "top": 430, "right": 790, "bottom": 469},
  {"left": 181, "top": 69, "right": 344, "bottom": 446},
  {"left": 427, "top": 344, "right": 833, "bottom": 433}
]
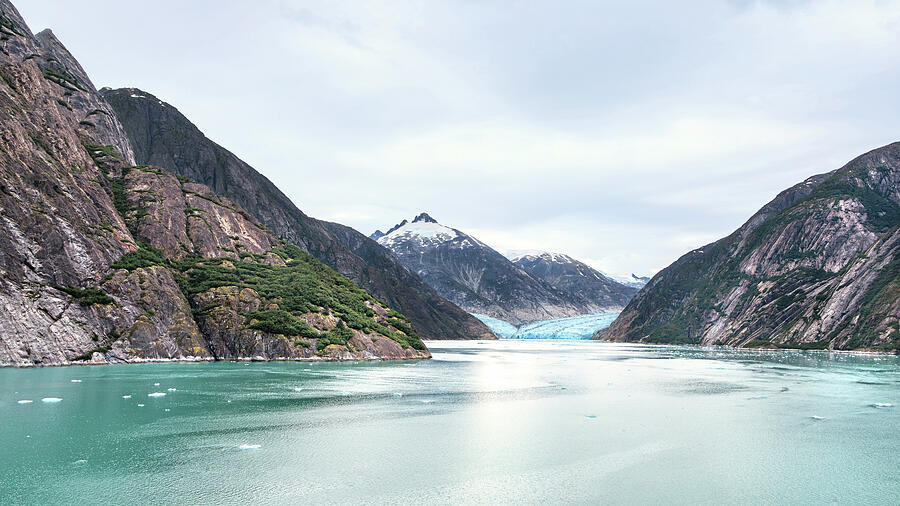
[
  {"left": 70, "top": 379, "right": 82, "bottom": 383},
  {"left": 122, "top": 395, "right": 132, "bottom": 399},
  {"left": 41, "top": 397, "right": 63, "bottom": 403},
  {"left": 17, "top": 400, "right": 33, "bottom": 404},
  {"left": 872, "top": 403, "right": 894, "bottom": 408},
  {"left": 148, "top": 392, "right": 166, "bottom": 398},
  {"left": 239, "top": 444, "right": 261, "bottom": 450}
]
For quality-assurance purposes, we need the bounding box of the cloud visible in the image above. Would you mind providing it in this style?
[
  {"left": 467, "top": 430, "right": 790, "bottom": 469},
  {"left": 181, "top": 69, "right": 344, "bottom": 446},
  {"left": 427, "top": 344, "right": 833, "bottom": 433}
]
[{"left": 15, "top": 0, "right": 900, "bottom": 277}]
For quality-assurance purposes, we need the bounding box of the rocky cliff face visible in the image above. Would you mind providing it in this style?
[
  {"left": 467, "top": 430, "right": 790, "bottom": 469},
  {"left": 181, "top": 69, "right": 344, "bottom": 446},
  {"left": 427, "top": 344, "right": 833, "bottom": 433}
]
[
  {"left": 373, "top": 213, "right": 600, "bottom": 325},
  {"left": 602, "top": 142, "right": 900, "bottom": 351},
  {"left": 0, "top": 0, "right": 428, "bottom": 366},
  {"left": 101, "top": 87, "right": 495, "bottom": 341},
  {"left": 511, "top": 252, "right": 638, "bottom": 310}
]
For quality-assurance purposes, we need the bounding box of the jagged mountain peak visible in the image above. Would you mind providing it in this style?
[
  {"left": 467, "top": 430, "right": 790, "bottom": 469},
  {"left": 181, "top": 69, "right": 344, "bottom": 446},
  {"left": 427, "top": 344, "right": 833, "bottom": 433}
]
[
  {"left": 376, "top": 214, "right": 462, "bottom": 249},
  {"left": 413, "top": 212, "right": 438, "bottom": 224}
]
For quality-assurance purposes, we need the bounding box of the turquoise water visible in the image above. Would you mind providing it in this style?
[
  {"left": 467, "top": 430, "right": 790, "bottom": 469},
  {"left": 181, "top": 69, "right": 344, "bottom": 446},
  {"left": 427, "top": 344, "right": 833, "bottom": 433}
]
[
  {"left": 2, "top": 340, "right": 899, "bottom": 505},
  {"left": 473, "top": 312, "right": 620, "bottom": 339}
]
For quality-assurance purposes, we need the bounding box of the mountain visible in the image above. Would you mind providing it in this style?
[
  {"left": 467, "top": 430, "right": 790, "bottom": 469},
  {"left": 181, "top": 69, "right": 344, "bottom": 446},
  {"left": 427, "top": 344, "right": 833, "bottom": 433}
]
[
  {"left": 373, "top": 213, "right": 604, "bottom": 325},
  {"left": 617, "top": 274, "right": 651, "bottom": 289},
  {"left": 100, "top": 87, "right": 494, "bottom": 341},
  {"left": 510, "top": 252, "right": 638, "bottom": 308},
  {"left": 0, "top": 0, "right": 427, "bottom": 365},
  {"left": 602, "top": 142, "right": 900, "bottom": 352}
]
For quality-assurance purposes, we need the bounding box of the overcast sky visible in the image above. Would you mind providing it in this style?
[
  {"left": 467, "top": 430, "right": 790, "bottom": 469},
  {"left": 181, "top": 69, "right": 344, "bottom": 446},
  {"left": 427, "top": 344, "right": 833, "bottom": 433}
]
[{"left": 17, "top": 0, "right": 900, "bottom": 277}]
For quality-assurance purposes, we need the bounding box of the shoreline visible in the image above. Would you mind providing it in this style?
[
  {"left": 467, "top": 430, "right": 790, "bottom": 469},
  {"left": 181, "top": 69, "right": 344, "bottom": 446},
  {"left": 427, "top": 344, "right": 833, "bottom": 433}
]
[{"left": 0, "top": 354, "right": 431, "bottom": 369}]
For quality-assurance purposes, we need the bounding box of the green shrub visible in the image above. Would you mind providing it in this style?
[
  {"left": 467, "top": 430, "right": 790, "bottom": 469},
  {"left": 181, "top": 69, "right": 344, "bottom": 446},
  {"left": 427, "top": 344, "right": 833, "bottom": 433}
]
[
  {"left": 112, "top": 245, "right": 167, "bottom": 271},
  {"left": 55, "top": 286, "right": 115, "bottom": 306}
]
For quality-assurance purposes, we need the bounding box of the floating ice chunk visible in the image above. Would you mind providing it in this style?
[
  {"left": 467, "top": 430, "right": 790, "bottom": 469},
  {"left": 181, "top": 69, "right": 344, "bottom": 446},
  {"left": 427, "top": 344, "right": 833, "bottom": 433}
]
[
  {"left": 70, "top": 379, "right": 82, "bottom": 383},
  {"left": 148, "top": 392, "right": 166, "bottom": 398},
  {"left": 239, "top": 444, "right": 261, "bottom": 450},
  {"left": 41, "top": 397, "right": 62, "bottom": 403},
  {"left": 122, "top": 395, "right": 132, "bottom": 399},
  {"left": 17, "top": 400, "right": 33, "bottom": 404},
  {"left": 392, "top": 392, "right": 403, "bottom": 397},
  {"left": 585, "top": 414, "right": 597, "bottom": 419},
  {"left": 167, "top": 388, "right": 177, "bottom": 392},
  {"left": 872, "top": 403, "right": 894, "bottom": 408}
]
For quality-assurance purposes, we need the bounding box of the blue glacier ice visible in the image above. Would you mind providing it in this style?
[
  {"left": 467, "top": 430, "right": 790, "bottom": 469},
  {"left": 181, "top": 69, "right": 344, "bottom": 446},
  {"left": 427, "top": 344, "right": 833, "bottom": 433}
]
[{"left": 472, "top": 312, "right": 620, "bottom": 340}]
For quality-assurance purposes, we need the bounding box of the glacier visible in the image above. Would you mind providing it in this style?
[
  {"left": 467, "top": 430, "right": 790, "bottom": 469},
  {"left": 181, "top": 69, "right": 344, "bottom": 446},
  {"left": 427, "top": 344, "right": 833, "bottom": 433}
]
[{"left": 472, "top": 311, "right": 620, "bottom": 340}]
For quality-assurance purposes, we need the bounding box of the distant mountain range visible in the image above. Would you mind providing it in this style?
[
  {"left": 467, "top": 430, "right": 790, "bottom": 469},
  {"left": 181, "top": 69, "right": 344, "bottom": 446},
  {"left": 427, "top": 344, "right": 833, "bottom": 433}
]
[
  {"left": 373, "top": 213, "right": 637, "bottom": 325},
  {"left": 603, "top": 142, "right": 900, "bottom": 352}
]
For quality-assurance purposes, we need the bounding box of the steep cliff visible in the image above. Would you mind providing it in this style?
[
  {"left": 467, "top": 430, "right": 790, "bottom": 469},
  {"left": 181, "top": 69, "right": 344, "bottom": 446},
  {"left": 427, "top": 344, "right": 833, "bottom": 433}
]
[
  {"left": 0, "top": 0, "right": 427, "bottom": 365},
  {"left": 101, "top": 87, "right": 495, "bottom": 341},
  {"left": 374, "top": 213, "right": 599, "bottom": 325},
  {"left": 602, "top": 142, "right": 900, "bottom": 351}
]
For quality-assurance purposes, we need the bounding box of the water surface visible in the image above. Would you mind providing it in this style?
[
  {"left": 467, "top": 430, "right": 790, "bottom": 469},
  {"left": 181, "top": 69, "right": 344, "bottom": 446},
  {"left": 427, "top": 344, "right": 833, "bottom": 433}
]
[{"left": 2, "top": 341, "right": 899, "bottom": 504}]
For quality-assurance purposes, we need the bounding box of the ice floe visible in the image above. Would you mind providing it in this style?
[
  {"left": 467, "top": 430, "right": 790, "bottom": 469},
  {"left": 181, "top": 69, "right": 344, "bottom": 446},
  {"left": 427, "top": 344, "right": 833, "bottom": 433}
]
[{"left": 41, "top": 397, "right": 62, "bottom": 403}]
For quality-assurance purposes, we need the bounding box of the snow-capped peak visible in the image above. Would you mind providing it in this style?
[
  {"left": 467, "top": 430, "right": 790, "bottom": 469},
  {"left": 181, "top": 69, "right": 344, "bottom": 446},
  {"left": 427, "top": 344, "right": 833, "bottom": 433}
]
[
  {"left": 376, "top": 213, "right": 459, "bottom": 247},
  {"left": 507, "top": 250, "right": 575, "bottom": 264}
]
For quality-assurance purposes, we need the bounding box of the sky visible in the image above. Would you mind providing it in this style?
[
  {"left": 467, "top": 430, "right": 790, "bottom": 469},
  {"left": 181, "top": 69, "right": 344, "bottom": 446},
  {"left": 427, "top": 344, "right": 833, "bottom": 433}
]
[{"left": 15, "top": 0, "right": 900, "bottom": 278}]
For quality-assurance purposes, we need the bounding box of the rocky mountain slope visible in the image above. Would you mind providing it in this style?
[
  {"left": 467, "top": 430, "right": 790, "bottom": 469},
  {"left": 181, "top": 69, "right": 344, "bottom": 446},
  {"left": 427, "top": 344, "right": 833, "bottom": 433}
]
[
  {"left": 602, "top": 142, "right": 900, "bottom": 351},
  {"left": 101, "top": 87, "right": 494, "bottom": 341},
  {"left": 511, "top": 252, "right": 638, "bottom": 309},
  {"left": 0, "top": 0, "right": 427, "bottom": 366},
  {"left": 373, "top": 213, "right": 603, "bottom": 325}
]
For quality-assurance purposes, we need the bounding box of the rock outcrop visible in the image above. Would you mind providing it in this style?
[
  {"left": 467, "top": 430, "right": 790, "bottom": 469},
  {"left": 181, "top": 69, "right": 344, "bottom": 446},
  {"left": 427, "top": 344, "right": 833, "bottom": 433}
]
[
  {"left": 601, "top": 142, "right": 900, "bottom": 352},
  {"left": 0, "top": 0, "right": 428, "bottom": 366},
  {"left": 100, "top": 87, "right": 495, "bottom": 341}
]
